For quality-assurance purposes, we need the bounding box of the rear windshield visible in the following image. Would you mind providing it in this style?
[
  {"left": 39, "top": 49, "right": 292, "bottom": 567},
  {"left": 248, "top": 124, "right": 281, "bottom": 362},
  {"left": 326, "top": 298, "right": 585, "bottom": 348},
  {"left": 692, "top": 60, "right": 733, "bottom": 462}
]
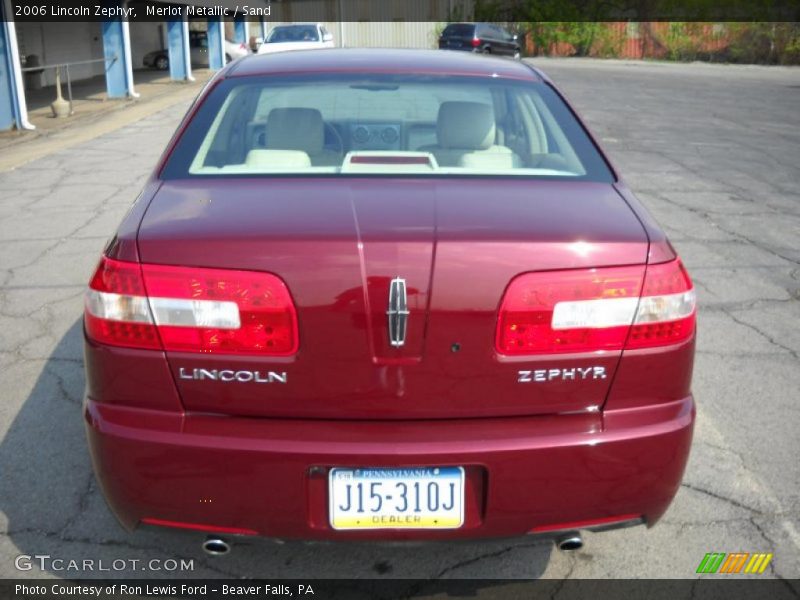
[
  {"left": 162, "top": 74, "right": 614, "bottom": 181},
  {"left": 266, "top": 25, "right": 319, "bottom": 43},
  {"left": 442, "top": 24, "right": 475, "bottom": 37}
]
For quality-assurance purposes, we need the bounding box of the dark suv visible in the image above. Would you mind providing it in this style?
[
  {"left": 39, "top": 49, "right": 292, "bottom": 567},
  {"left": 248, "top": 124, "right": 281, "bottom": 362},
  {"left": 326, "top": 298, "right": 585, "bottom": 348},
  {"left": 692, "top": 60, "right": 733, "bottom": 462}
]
[{"left": 438, "top": 23, "right": 521, "bottom": 59}]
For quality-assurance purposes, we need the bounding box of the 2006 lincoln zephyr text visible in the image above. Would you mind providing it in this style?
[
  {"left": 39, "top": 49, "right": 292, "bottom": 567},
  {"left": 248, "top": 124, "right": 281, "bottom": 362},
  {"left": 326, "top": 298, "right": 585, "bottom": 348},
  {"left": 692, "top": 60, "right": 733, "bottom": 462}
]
[{"left": 83, "top": 49, "right": 696, "bottom": 551}]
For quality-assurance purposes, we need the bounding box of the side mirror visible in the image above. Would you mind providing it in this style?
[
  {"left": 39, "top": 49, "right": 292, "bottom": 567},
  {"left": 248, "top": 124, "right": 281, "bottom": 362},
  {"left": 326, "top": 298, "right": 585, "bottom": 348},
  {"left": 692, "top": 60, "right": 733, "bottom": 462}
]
[
  {"left": 322, "top": 33, "right": 334, "bottom": 43},
  {"left": 512, "top": 34, "right": 519, "bottom": 41}
]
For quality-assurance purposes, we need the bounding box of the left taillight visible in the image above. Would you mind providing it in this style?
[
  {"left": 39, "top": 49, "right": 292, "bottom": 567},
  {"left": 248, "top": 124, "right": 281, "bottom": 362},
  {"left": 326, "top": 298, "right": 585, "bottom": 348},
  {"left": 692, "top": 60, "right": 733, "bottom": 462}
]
[
  {"left": 85, "top": 256, "right": 298, "bottom": 356},
  {"left": 85, "top": 257, "right": 161, "bottom": 350}
]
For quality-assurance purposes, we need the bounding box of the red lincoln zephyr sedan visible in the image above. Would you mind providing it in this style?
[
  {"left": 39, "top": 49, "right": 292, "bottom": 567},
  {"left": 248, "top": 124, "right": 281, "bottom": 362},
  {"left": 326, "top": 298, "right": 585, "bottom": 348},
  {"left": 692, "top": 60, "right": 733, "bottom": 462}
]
[{"left": 83, "top": 49, "right": 695, "bottom": 554}]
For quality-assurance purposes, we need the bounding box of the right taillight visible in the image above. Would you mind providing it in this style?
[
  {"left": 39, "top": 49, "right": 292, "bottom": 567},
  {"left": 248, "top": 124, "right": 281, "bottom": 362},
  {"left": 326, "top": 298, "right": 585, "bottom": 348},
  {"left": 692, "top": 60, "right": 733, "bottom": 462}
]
[
  {"left": 496, "top": 259, "right": 695, "bottom": 356},
  {"left": 85, "top": 256, "right": 299, "bottom": 356},
  {"left": 471, "top": 38, "right": 481, "bottom": 47},
  {"left": 626, "top": 259, "right": 696, "bottom": 348}
]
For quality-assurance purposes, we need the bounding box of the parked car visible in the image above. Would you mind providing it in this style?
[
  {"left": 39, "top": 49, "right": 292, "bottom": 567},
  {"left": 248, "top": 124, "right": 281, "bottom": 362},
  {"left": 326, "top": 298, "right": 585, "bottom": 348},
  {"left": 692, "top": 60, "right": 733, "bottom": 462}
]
[
  {"left": 143, "top": 33, "right": 250, "bottom": 70},
  {"left": 84, "top": 49, "right": 695, "bottom": 551},
  {"left": 142, "top": 49, "right": 170, "bottom": 70},
  {"left": 222, "top": 36, "right": 251, "bottom": 61},
  {"left": 257, "top": 23, "right": 334, "bottom": 54},
  {"left": 439, "top": 22, "right": 522, "bottom": 59}
]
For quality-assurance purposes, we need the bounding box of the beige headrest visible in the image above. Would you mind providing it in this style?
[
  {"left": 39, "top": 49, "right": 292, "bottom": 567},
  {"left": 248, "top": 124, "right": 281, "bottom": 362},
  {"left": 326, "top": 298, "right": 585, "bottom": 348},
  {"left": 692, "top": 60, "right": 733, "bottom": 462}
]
[
  {"left": 266, "top": 108, "right": 324, "bottom": 154},
  {"left": 245, "top": 149, "right": 311, "bottom": 169},
  {"left": 460, "top": 146, "right": 522, "bottom": 170},
  {"left": 437, "top": 101, "right": 495, "bottom": 150}
]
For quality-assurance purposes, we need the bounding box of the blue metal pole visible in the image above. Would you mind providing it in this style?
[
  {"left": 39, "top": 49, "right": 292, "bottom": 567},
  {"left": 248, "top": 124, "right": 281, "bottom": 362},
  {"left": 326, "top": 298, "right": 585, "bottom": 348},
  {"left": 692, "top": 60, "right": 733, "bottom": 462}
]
[
  {"left": 207, "top": 17, "right": 225, "bottom": 70},
  {"left": 166, "top": 18, "right": 187, "bottom": 80},
  {"left": 102, "top": 19, "right": 127, "bottom": 98},
  {"left": 181, "top": 18, "right": 194, "bottom": 81},
  {"left": 101, "top": 0, "right": 137, "bottom": 98},
  {"left": 233, "top": 17, "right": 247, "bottom": 45},
  {"left": 0, "top": 4, "right": 32, "bottom": 130},
  {"left": 0, "top": 18, "right": 19, "bottom": 130}
]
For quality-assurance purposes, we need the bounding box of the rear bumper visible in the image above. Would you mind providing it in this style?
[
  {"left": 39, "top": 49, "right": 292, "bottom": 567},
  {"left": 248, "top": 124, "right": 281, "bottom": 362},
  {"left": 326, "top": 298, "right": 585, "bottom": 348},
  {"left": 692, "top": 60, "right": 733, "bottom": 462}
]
[{"left": 84, "top": 396, "right": 694, "bottom": 541}]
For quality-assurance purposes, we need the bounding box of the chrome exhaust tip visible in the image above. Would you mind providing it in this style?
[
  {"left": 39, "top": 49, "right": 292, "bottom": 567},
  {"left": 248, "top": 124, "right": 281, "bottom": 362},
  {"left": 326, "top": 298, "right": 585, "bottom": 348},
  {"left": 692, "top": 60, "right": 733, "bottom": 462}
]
[
  {"left": 202, "top": 537, "right": 231, "bottom": 556},
  {"left": 556, "top": 532, "right": 583, "bottom": 552}
]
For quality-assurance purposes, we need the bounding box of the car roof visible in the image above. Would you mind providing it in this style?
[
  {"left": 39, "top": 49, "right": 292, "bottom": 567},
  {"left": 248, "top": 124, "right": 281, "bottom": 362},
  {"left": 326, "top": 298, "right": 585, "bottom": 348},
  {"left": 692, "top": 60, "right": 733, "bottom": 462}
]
[
  {"left": 270, "top": 22, "right": 321, "bottom": 27},
  {"left": 443, "top": 23, "right": 503, "bottom": 28},
  {"left": 229, "top": 48, "right": 541, "bottom": 81}
]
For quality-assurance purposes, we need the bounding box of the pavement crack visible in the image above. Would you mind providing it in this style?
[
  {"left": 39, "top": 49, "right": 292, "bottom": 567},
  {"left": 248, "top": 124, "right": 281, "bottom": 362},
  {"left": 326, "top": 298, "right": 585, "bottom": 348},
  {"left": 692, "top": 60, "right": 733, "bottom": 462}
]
[
  {"left": 749, "top": 517, "right": 798, "bottom": 590},
  {"left": 700, "top": 297, "right": 795, "bottom": 313},
  {"left": 433, "top": 543, "right": 541, "bottom": 579},
  {"left": 722, "top": 308, "right": 800, "bottom": 360},
  {"left": 549, "top": 553, "right": 577, "bottom": 599},
  {"left": 680, "top": 483, "right": 763, "bottom": 514},
  {"left": 58, "top": 474, "right": 96, "bottom": 539},
  {"left": 697, "top": 440, "right": 755, "bottom": 474},
  {"left": 48, "top": 366, "right": 83, "bottom": 406}
]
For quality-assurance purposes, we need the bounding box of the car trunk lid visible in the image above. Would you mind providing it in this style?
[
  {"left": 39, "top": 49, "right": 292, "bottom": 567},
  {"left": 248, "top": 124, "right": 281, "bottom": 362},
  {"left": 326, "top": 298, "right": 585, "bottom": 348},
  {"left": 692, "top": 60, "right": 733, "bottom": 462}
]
[{"left": 137, "top": 178, "right": 648, "bottom": 419}]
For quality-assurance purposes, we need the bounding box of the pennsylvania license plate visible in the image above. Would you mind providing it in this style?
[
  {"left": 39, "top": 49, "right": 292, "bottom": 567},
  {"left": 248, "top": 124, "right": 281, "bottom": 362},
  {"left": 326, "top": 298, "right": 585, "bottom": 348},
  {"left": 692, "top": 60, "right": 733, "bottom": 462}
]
[{"left": 329, "top": 467, "right": 465, "bottom": 530}]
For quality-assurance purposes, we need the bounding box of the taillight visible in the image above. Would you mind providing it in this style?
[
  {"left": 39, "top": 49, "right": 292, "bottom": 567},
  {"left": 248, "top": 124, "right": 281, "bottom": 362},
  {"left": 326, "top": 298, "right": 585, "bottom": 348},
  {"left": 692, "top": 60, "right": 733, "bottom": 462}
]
[
  {"left": 496, "top": 266, "right": 644, "bottom": 355},
  {"left": 496, "top": 259, "right": 695, "bottom": 355},
  {"left": 627, "top": 259, "right": 695, "bottom": 348},
  {"left": 471, "top": 38, "right": 481, "bottom": 47},
  {"left": 85, "top": 257, "right": 160, "bottom": 350},
  {"left": 85, "top": 257, "right": 298, "bottom": 355}
]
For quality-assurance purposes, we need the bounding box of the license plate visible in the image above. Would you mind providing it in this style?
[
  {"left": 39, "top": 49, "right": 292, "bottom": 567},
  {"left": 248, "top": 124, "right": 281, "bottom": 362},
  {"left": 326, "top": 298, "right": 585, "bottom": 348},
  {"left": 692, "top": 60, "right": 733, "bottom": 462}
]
[{"left": 329, "top": 467, "right": 465, "bottom": 530}]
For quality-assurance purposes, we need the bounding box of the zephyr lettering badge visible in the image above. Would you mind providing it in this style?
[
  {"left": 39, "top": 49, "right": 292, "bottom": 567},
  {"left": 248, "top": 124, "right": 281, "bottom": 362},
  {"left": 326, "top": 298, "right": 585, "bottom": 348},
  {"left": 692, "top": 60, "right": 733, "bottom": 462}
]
[
  {"left": 518, "top": 366, "right": 607, "bottom": 383},
  {"left": 179, "top": 368, "right": 287, "bottom": 384},
  {"left": 387, "top": 277, "right": 409, "bottom": 347}
]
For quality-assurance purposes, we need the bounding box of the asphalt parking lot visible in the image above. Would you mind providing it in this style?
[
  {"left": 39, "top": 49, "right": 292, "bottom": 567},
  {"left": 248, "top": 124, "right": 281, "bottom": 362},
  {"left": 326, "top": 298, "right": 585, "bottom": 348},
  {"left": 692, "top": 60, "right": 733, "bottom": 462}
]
[{"left": 0, "top": 58, "right": 798, "bottom": 583}]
